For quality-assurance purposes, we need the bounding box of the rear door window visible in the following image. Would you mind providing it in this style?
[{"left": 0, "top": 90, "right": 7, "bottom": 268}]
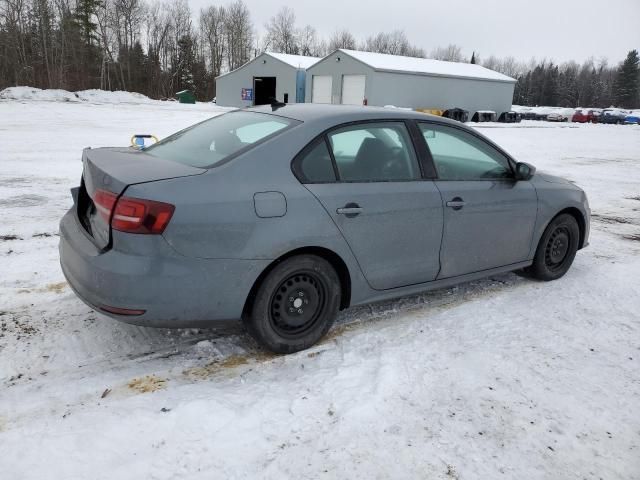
[
  {"left": 327, "top": 122, "right": 420, "bottom": 182},
  {"left": 145, "top": 111, "right": 297, "bottom": 168}
]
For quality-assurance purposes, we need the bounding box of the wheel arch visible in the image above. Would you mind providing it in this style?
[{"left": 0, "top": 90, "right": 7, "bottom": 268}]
[
  {"left": 242, "top": 246, "right": 352, "bottom": 319},
  {"left": 551, "top": 207, "right": 587, "bottom": 249}
]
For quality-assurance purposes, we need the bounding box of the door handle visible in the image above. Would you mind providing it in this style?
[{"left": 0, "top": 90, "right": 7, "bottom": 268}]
[
  {"left": 336, "top": 203, "right": 363, "bottom": 218},
  {"left": 446, "top": 197, "right": 465, "bottom": 210}
]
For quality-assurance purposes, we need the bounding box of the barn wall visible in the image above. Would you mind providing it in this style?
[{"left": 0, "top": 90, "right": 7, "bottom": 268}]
[
  {"left": 369, "top": 71, "right": 515, "bottom": 115},
  {"left": 216, "top": 53, "right": 300, "bottom": 108},
  {"left": 305, "top": 51, "right": 376, "bottom": 104}
]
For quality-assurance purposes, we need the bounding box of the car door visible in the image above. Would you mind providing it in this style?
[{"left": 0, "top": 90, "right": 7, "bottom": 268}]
[
  {"left": 417, "top": 122, "right": 538, "bottom": 279},
  {"left": 295, "top": 121, "right": 443, "bottom": 291}
]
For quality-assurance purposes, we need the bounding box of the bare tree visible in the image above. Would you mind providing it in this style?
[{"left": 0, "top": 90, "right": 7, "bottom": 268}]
[
  {"left": 327, "top": 29, "right": 356, "bottom": 51},
  {"left": 224, "top": 0, "right": 253, "bottom": 70},
  {"left": 429, "top": 44, "right": 463, "bottom": 62},
  {"left": 298, "top": 24, "right": 322, "bottom": 57},
  {"left": 264, "top": 6, "right": 298, "bottom": 54},
  {"left": 362, "top": 30, "right": 424, "bottom": 57},
  {"left": 200, "top": 5, "right": 226, "bottom": 77}
]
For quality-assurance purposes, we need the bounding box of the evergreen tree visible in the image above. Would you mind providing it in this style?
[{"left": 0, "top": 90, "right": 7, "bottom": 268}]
[
  {"left": 613, "top": 50, "right": 640, "bottom": 108},
  {"left": 470, "top": 52, "right": 476, "bottom": 64},
  {"left": 73, "top": 0, "right": 102, "bottom": 48}
]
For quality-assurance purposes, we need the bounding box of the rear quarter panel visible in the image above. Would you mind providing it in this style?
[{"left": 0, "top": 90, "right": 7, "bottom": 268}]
[{"left": 124, "top": 125, "right": 374, "bottom": 305}]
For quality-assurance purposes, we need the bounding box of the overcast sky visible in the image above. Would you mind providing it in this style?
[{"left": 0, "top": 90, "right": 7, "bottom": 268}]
[{"left": 187, "top": 0, "right": 640, "bottom": 64}]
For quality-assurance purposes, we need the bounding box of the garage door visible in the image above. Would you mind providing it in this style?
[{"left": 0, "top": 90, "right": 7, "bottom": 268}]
[
  {"left": 341, "top": 75, "right": 366, "bottom": 105},
  {"left": 312, "top": 75, "right": 333, "bottom": 104}
]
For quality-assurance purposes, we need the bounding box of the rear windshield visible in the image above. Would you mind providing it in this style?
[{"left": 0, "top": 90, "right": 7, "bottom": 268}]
[{"left": 145, "top": 111, "right": 297, "bottom": 168}]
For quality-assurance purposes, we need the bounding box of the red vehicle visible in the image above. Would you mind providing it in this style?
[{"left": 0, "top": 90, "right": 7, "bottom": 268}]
[{"left": 572, "top": 109, "right": 593, "bottom": 123}]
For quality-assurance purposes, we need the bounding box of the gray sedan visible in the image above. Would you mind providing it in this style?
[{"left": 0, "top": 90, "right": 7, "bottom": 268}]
[{"left": 59, "top": 104, "right": 590, "bottom": 353}]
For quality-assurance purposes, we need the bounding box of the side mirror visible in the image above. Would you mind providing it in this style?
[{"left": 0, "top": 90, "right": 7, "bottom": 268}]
[{"left": 515, "top": 162, "right": 536, "bottom": 181}]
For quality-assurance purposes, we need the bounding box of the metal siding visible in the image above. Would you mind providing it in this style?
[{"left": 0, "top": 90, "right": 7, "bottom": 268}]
[
  {"left": 305, "top": 51, "right": 375, "bottom": 104},
  {"left": 368, "top": 71, "right": 514, "bottom": 115},
  {"left": 216, "top": 53, "right": 301, "bottom": 108}
]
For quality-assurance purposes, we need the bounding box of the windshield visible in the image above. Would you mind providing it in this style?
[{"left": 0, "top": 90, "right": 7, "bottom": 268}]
[{"left": 145, "top": 111, "right": 297, "bottom": 168}]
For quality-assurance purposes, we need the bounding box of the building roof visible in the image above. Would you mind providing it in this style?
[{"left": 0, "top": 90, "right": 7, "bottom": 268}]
[
  {"left": 335, "top": 49, "right": 516, "bottom": 83},
  {"left": 265, "top": 52, "right": 321, "bottom": 69},
  {"left": 216, "top": 52, "right": 320, "bottom": 80}
]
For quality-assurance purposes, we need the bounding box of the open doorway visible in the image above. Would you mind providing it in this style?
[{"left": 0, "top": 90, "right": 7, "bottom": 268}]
[{"left": 253, "top": 77, "right": 276, "bottom": 105}]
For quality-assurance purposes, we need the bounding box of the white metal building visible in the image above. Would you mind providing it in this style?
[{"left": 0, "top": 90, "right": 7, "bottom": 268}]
[
  {"left": 215, "top": 52, "right": 320, "bottom": 108},
  {"left": 305, "top": 49, "right": 516, "bottom": 116}
]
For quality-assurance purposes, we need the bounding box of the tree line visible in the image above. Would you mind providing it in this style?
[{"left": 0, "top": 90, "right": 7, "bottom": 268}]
[{"left": 1, "top": 0, "right": 638, "bottom": 108}]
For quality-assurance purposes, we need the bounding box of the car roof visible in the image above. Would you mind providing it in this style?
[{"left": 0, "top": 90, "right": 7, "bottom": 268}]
[{"left": 246, "top": 103, "right": 462, "bottom": 127}]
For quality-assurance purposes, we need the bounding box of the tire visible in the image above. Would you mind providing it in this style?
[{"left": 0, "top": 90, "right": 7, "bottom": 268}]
[
  {"left": 526, "top": 213, "right": 580, "bottom": 281},
  {"left": 244, "top": 255, "right": 341, "bottom": 354}
]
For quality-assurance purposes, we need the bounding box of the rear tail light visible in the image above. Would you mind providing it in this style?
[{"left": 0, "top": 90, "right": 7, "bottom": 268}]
[{"left": 93, "top": 189, "right": 175, "bottom": 234}]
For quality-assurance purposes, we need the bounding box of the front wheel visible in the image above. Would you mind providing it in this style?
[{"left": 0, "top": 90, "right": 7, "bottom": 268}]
[
  {"left": 244, "top": 255, "right": 341, "bottom": 354},
  {"left": 525, "top": 214, "right": 580, "bottom": 281}
]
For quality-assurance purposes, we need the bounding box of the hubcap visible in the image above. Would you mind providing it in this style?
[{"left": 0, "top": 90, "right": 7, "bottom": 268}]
[
  {"left": 269, "top": 272, "right": 326, "bottom": 338},
  {"left": 545, "top": 226, "right": 571, "bottom": 271}
]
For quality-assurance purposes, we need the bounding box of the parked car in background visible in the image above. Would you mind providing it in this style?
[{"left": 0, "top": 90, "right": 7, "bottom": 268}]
[
  {"left": 498, "top": 111, "right": 522, "bottom": 123},
  {"left": 442, "top": 107, "right": 469, "bottom": 123},
  {"left": 59, "top": 104, "right": 590, "bottom": 353},
  {"left": 472, "top": 110, "right": 497, "bottom": 122},
  {"left": 572, "top": 109, "right": 593, "bottom": 123},
  {"left": 624, "top": 111, "right": 640, "bottom": 124},
  {"left": 599, "top": 108, "right": 629, "bottom": 124},
  {"left": 589, "top": 108, "right": 603, "bottom": 123},
  {"left": 533, "top": 107, "right": 555, "bottom": 121},
  {"left": 512, "top": 106, "right": 536, "bottom": 120},
  {"left": 547, "top": 108, "right": 575, "bottom": 122}
]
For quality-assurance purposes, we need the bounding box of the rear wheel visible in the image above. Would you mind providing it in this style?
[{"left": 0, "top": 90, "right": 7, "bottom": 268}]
[
  {"left": 244, "top": 255, "right": 341, "bottom": 354},
  {"left": 524, "top": 214, "right": 580, "bottom": 281}
]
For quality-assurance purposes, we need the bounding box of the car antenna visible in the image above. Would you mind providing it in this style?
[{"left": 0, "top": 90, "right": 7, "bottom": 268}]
[{"left": 269, "top": 97, "right": 286, "bottom": 111}]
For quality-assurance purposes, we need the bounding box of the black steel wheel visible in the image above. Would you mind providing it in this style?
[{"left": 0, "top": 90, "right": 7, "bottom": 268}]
[
  {"left": 526, "top": 213, "right": 580, "bottom": 281},
  {"left": 244, "top": 255, "right": 341, "bottom": 354},
  {"left": 269, "top": 271, "right": 327, "bottom": 339}
]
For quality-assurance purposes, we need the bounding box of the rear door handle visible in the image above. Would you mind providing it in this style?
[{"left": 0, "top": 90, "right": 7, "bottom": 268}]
[
  {"left": 336, "top": 203, "right": 363, "bottom": 218},
  {"left": 446, "top": 197, "right": 466, "bottom": 210}
]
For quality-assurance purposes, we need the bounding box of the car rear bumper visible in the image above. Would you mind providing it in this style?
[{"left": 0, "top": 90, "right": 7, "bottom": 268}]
[{"left": 59, "top": 208, "right": 270, "bottom": 327}]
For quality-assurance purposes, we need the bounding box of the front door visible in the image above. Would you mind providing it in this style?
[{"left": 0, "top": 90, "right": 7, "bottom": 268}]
[
  {"left": 418, "top": 122, "right": 538, "bottom": 279},
  {"left": 253, "top": 77, "right": 276, "bottom": 105},
  {"left": 299, "top": 121, "right": 443, "bottom": 290}
]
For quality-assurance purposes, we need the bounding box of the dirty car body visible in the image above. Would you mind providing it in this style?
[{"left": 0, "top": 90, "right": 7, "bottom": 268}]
[{"left": 59, "top": 104, "right": 590, "bottom": 352}]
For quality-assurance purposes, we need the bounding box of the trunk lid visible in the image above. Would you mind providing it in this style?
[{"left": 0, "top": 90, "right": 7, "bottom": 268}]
[{"left": 77, "top": 147, "right": 204, "bottom": 249}]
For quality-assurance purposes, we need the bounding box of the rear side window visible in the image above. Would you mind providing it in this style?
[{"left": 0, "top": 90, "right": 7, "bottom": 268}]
[
  {"left": 145, "top": 111, "right": 296, "bottom": 168},
  {"left": 327, "top": 122, "right": 420, "bottom": 182},
  {"left": 296, "top": 140, "right": 336, "bottom": 183}
]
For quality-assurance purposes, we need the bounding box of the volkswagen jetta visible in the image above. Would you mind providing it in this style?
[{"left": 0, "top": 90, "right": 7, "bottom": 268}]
[{"left": 59, "top": 104, "right": 590, "bottom": 353}]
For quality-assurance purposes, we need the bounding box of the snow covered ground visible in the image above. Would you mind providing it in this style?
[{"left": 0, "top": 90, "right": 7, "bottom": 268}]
[{"left": 1, "top": 98, "right": 639, "bottom": 479}]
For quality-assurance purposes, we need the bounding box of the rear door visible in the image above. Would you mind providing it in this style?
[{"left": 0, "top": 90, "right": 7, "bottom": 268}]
[
  {"left": 417, "top": 122, "right": 538, "bottom": 279},
  {"left": 341, "top": 75, "right": 366, "bottom": 105},
  {"left": 297, "top": 121, "right": 443, "bottom": 290},
  {"left": 311, "top": 75, "right": 333, "bottom": 104}
]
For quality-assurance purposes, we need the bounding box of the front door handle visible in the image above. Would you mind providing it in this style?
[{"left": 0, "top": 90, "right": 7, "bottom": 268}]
[
  {"left": 446, "top": 197, "right": 466, "bottom": 210},
  {"left": 336, "top": 203, "right": 363, "bottom": 218}
]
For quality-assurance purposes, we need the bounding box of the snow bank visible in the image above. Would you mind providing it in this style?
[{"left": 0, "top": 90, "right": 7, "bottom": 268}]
[
  {"left": 0, "top": 86, "right": 80, "bottom": 102},
  {"left": 0, "top": 86, "right": 156, "bottom": 104},
  {"left": 74, "top": 89, "right": 155, "bottom": 104}
]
